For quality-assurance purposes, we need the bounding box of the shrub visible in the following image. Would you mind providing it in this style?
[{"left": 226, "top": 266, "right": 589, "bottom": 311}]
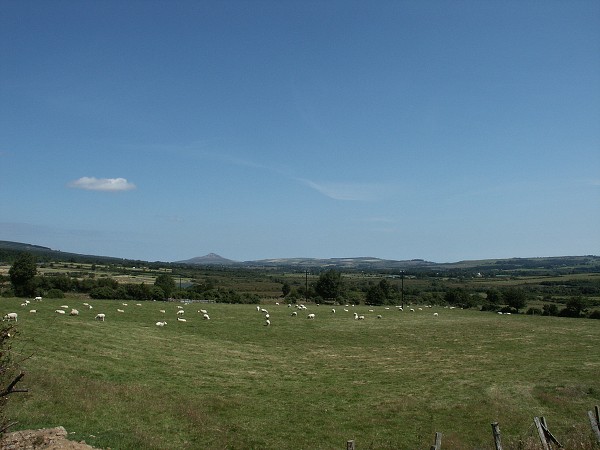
[{"left": 46, "top": 288, "right": 65, "bottom": 299}]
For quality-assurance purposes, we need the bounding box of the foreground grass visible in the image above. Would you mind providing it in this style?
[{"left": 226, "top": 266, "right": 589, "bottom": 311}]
[{"left": 3, "top": 299, "right": 599, "bottom": 449}]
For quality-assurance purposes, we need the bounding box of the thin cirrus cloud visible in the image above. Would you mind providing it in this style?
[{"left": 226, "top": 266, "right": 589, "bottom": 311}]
[
  {"left": 299, "top": 178, "right": 389, "bottom": 201},
  {"left": 68, "top": 177, "right": 136, "bottom": 192}
]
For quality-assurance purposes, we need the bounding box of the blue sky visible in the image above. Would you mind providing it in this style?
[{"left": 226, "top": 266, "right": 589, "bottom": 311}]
[{"left": 1, "top": 0, "right": 599, "bottom": 263}]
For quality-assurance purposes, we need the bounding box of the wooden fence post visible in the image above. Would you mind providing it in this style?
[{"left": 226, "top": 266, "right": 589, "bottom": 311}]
[
  {"left": 429, "top": 431, "right": 442, "bottom": 450},
  {"left": 534, "top": 417, "right": 551, "bottom": 450},
  {"left": 346, "top": 439, "right": 355, "bottom": 450},
  {"left": 588, "top": 407, "right": 600, "bottom": 444},
  {"left": 491, "top": 422, "right": 503, "bottom": 450}
]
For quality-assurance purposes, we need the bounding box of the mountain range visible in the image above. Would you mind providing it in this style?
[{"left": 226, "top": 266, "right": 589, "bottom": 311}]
[{"left": 1, "top": 240, "right": 599, "bottom": 273}]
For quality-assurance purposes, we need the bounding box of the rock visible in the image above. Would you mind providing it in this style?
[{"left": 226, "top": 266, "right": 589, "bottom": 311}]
[{"left": 0, "top": 426, "right": 101, "bottom": 449}]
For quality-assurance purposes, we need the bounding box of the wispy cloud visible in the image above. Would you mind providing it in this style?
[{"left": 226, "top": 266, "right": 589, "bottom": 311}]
[
  {"left": 299, "top": 179, "right": 388, "bottom": 201},
  {"left": 68, "top": 177, "right": 136, "bottom": 192}
]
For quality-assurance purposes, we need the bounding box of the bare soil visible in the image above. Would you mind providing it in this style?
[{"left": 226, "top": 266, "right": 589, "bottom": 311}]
[{"left": 0, "top": 427, "right": 102, "bottom": 450}]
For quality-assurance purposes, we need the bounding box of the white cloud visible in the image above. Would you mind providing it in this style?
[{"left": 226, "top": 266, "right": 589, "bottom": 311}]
[
  {"left": 68, "top": 177, "right": 136, "bottom": 192},
  {"left": 299, "top": 178, "right": 387, "bottom": 201}
]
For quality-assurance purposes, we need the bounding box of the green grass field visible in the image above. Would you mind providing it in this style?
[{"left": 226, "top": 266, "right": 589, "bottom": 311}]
[{"left": 3, "top": 298, "right": 599, "bottom": 449}]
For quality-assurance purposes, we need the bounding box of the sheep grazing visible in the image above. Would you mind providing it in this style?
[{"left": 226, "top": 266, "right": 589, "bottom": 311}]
[
  {"left": 377, "top": 315, "right": 382, "bottom": 319},
  {"left": 358, "top": 315, "right": 365, "bottom": 320},
  {"left": 331, "top": 308, "right": 336, "bottom": 314},
  {"left": 433, "top": 312, "right": 439, "bottom": 317},
  {"left": 176, "top": 310, "right": 185, "bottom": 315},
  {"left": 136, "top": 303, "right": 142, "bottom": 306},
  {"left": 29, "top": 310, "right": 37, "bottom": 314},
  {"left": 261, "top": 308, "right": 269, "bottom": 314},
  {"left": 95, "top": 313, "right": 106, "bottom": 321},
  {"left": 176, "top": 305, "right": 183, "bottom": 309},
  {"left": 83, "top": 302, "right": 89, "bottom": 306},
  {"left": 199, "top": 309, "right": 208, "bottom": 315},
  {"left": 60, "top": 305, "right": 69, "bottom": 309},
  {"left": 155, "top": 321, "right": 167, "bottom": 327},
  {"left": 265, "top": 319, "right": 271, "bottom": 326},
  {"left": 3, "top": 313, "right": 18, "bottom": 322},
  {"left": 122, "top": 303, "right": 128, "bottom": 306},
  {"left": 70, "top": 309, "right": 79, "bottom": 316},
  {"left": 307, "top": 313, "right": 315, "bottom": 319},
  {"left": 256, "top": 306, "right": 261, "bottom": 311},
  {"left": 177, "top": 318, "right": 187, "bottom": 322},
  {"left": 159, "top": 309, "right": 166, "bottom": 314},
  {"left": 264, "top": 314, "right": 270, "bottom": 319},
  {"left": 291, "top": 311, "right": 297, "bottom": 316},
  {"left": 353, "top": 312, "right": 359, "bottom": 320},
  {"left": 203, "top": 314, "right": 210, "bottom": 320},
  {"left": 117, "top": 309, "right": 125, "bottom": 313},
  {"left": 55, "top": 309, "right": 66, "bottom": 315},
  {"left": 34, "top": 296, "right": 42, "bottom": 301}
]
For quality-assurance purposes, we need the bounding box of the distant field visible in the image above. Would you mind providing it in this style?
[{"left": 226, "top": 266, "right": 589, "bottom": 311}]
[{"left": 2, "top": 298, "right": 599, "bottom": 449}]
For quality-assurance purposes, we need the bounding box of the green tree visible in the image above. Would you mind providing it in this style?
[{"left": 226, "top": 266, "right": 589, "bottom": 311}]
[
  {"left": 281, "top": 282, "right": 291, "bottom": 298},
  {"left": 365, "top": 285, "right": 386, "bottom": 305},
  {"left": 503, "top": 288, "right": 528, "bottom": 313},
  {"left": 561, "top": 296, "right": 588, "bottom": 317},
  {"left": 314, "top": 270, "right": 344, "bottom": 302},
  {"left": 486, "top": 289, "right": 502, "bottom": 305},
  {"left": 8, "top": 253, "right": 37, "bottom": 297},
  {"left": 154, "top": 274, "right": 176, "bottom": 299}
]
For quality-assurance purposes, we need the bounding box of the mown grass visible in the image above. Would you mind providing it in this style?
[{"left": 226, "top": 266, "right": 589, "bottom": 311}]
[{"left": 2, "top": 298, "right": 599, "bottom": 449}]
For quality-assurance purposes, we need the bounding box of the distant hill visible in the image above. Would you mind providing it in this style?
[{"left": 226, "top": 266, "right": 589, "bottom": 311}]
[
  {"left": 1, "top": 240, "right": 599, "bottom": 274},
  {"left": 176, "top": 253, "right": 237, "bottom": 266}
]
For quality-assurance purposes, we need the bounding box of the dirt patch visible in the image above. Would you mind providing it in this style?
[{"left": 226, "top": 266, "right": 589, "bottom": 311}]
[{"left": 0, "top": 426, "right": 102, "bottom": 450}]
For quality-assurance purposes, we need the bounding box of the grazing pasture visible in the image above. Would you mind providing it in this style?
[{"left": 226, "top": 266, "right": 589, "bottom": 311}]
[{"left": 3, "top": 298, "right": 599, "bottom": 449}]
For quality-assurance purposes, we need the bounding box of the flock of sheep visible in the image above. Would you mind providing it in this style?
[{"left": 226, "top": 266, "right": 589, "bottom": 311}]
[
  {"left": 3, "top": 297, "right": 448, "bottom": 328},
  {"left": 1, "top": 296, "right": 213, "bottom": 326},
  {"left": 258, "top": 302, "right": 442, "bottom": 326}
]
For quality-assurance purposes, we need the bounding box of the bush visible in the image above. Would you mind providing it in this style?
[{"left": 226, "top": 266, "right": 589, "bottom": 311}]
[
  {"left": 526, "top": 307, "right": 543, "bottom": 315},
  {"left": 588, "top": 310, "right": 600, "bottom": 320},
  {"left": 46, "top": 288, "right": 65, "bottom": 299}
]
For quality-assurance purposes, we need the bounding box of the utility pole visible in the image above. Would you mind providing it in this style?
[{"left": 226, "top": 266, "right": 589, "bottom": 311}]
[
  {"left": 401, "top": 271, "right": 405, "bottom": 309},
  {"left": 305, "top": 270, "right": 308, "bottom": 302}
]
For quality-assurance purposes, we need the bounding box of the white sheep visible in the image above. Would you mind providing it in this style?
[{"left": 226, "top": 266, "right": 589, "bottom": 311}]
[
  {"left": 4, "top": 313, "right": 17, "bottom": 322},
  {"left": 34, "top": 296, "right": 42, "bottom": 301},
  {"left": 331, "top": 308, "right": 336, "bottom": 314},
  {"left": 159, "top": 309, "right": 166, "bottom": 314},
  {"left": 199, "top": 309, "right": 208, "bottom": 314},
  {"left": 176, "top": 305, "right": 183, "bottom": 309},
  {"left": 136, "top": 303, "right": 142, "bottom": 307},
  {"left": 55, "top": 309, "right": 66, "bottom": 315},
  {"left": 354, "top": 312, "right": 359, "bottom": 320},
  {"left": 256, "top": 306, "right": 261, "bottom": 311},
  {"left": 117, "top": 309, "right": 125, "bottom": 313},
  {"left": 358, "top": 315, "right": 365, "bottom": 320},
  {"left": 95, "top": 313, "right": 106, "bottom": 321},
  {"left": 29, "top": 310, "right": 37, "bottom": 314},
  {"left": 60, "top": 305, "right": 69, "bottom": 309},
  {"left": 83, "top": 302, "right": 89, "bottom": 306},
  {"left": 307, "top": 313, "right": 315, "bottom": 319},
  {"left": 177, "top": 310, "right": 185, "bottom": 315},
  {"left": 433, "top": 312, "right": 439, "bottom": 317},
  {"left": 202, "top": 313, "right": 210, "bottom": 320},
  {"left": 377, "top": 315, "right": 382, "bottom": 319},
  {"left": 177, "top": 317, "right": 187, "bottom": 322},
  {"left": 122, "top": 303, "right": 128, "bottom": 306},
  {"left": 264, "top": 314, "right": 270, "bottom": 319},
  {"left": 70, "top": 309, "right": 79, "bottom": 316},
  {"left": 155, "top": 321, "right": 167, "bottom": 327},
  {"left": 291, "top": 311, "right": 297, "bottom": 316},
  {"left": 265, "top": 319, "right": 271, "bottom": 326}
]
